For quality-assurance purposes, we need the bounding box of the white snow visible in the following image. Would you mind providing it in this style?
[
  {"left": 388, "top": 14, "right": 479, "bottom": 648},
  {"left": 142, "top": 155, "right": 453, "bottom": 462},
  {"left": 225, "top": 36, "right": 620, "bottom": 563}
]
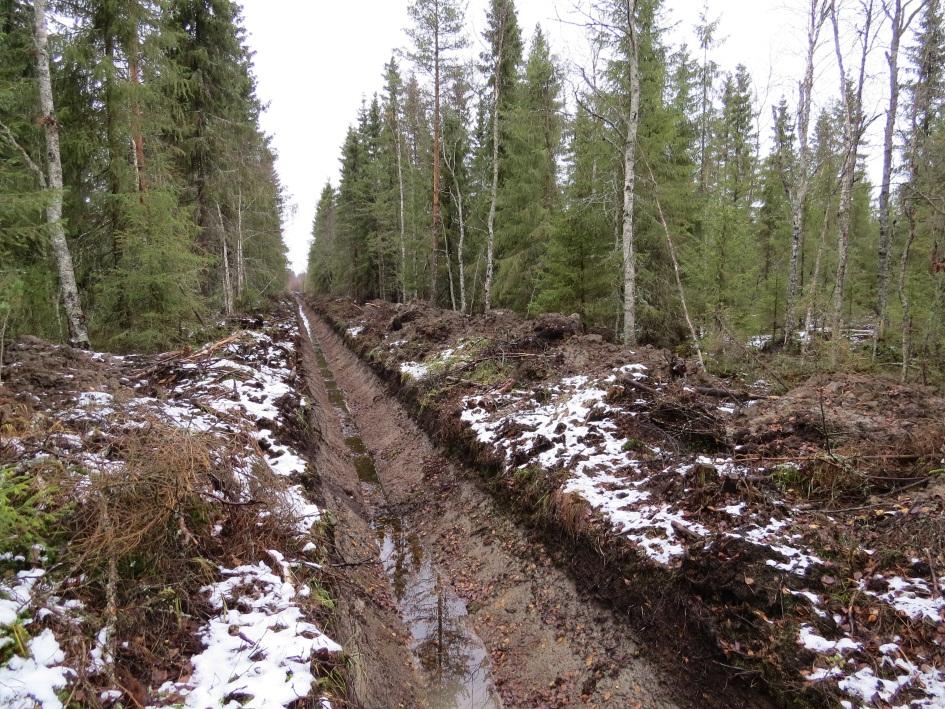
[
  {"left": 460, "top": 366, "right": 719, "bottom": 565},
  {"left": 346, "top": 326, "right": 364, "bottom": 338},
  {"left": 76, "top": 391, "right": 113, "bottom": 408},
  {"left": 156, "top": 562, "right": 340, "bottom": 708},
  {"left": 400, "top": 361, "right": 429, "bottom": 379},
  {"left": 4, "top": 314, "right": 335, "bottom": 706},
  {"left": 859, "top": 575, "right": 945, "bottom": 623},
  {"left": 0, "top": 569, "right": 43, "bottom": 626},
  {"left": 798, "top": 625, "right": 859, "bottom": 654},
  {"left": 0, "top": 629, "right": 73, "bottom": 709}
]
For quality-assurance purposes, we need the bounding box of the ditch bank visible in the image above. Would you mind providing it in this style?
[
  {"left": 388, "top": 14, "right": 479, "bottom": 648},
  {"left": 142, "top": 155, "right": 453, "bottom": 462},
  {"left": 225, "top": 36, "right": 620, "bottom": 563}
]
[
  {"left": 311, "top": 296, "right": 945, "bottom": 709},
  {"left": 298, "top": 298, "right": 769, "bottom": 709}
]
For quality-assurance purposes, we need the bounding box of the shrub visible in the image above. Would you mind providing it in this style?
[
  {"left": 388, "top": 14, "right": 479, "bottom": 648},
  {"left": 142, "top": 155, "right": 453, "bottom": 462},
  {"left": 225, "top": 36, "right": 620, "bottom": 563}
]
[{"left": 0, "top": 467, "right": 57, "bottom": 555}]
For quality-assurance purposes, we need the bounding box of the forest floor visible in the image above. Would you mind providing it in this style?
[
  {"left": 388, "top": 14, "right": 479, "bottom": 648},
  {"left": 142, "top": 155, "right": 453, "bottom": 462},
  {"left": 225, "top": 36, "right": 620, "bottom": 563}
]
[
  {"left": 0, "top": 304, "right": 344, "bottom": 707},
  {"left": 1, "top": 296, "right": 942, "bottom": 708},
  {"left": 314, "top": 296, "right": 945, "bottom": 709}
]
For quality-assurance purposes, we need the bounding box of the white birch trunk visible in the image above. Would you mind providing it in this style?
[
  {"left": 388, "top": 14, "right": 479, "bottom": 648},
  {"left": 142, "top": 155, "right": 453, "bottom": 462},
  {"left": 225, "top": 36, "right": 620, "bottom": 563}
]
[
  {"left": 455, "top": 183, "right": 467, "bottom": 313},
  {"left": 875, "top": 0, "right": 918, "bottom": 353},
  {"left": 829, "top": 0, "right": 873, "bottom": 351},
  {"left": 785, "top": 0, "right": 828, "bottom": 342},
  {"left": 236, "top": 187, "right": 245, "bottom": 299},
  {"left": 443, "top": 136, "right": 467, "bottom": 313},
  {"left": 484, "top": 35, "right": 502, "bottom": 313},
  {"left": 803, "top": 204, "right": 832, "bottom": 339},
  {"left": 34, "top": 0, "right": 89, "bottom": 348},
  {"left": 621, "top": 0, "right": 641, "bottom": 346},
  {"left": 396, "top": 123, "right": 407, "bottom": 302},
  {"left": 217, "top": 204, "right": 234, "bottom": 316}
]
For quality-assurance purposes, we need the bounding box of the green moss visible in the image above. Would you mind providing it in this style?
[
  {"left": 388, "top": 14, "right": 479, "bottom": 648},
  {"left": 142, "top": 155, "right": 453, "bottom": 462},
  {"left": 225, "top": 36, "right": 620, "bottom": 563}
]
[
  {"left": 621, "top": 438, "right": 648, "bottom": 453},
  {"left": 468, "top": 360, "right": 511, "bottom": 387}
]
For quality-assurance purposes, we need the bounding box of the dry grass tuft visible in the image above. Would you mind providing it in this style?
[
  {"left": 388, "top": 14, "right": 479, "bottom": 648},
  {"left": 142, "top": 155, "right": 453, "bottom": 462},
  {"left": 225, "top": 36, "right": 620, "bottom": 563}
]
[
  {"left": 549, "top": 489, "right": 591, "bottom": 538},
  {"left": 68, "top": 421, "right": 221, "bottom": 576}
]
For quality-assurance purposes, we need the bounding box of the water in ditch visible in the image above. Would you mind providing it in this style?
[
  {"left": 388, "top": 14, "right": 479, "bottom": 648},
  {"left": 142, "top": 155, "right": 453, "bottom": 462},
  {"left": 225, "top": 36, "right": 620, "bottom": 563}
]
[{"left": 308, "top": 331, "right": 501, "bottom": 708}]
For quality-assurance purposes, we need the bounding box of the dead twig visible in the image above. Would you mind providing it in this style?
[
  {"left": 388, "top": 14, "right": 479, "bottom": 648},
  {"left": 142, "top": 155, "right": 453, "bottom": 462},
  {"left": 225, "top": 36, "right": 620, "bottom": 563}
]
[{"left": 327, "top": 558, "right": 381, "bottom": 568}]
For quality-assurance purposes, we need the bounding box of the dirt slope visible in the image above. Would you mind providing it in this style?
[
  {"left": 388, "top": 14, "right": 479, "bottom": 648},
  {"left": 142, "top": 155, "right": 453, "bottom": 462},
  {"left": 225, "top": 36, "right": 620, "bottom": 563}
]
[
  {"left": 314, "top": 296, "right": 945, "bottom": 709},
  {"left": 296, "top": 299, "right": 775, "bottom": 708},
  {"left": 0, "top": 304, "right": 345, "bottom": 706}
]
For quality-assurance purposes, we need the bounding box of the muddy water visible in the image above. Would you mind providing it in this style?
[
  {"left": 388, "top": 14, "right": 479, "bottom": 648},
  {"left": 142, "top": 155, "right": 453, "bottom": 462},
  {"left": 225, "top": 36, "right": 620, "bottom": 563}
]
[{"left": 309, "top": 337, "right": 501, "bottom": 708}]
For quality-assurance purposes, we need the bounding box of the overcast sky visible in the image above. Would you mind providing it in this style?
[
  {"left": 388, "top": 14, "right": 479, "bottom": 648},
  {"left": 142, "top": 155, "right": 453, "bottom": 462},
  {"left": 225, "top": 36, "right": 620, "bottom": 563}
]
[{"left": 239, "top": 0, "right": 890, "bottom": 273}]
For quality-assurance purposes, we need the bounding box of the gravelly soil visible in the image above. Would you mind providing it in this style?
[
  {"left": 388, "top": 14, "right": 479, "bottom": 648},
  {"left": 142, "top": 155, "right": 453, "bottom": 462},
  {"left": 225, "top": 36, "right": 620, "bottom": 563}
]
[{"left": 296, "top": 299, "right": 769, "bottom": 709}]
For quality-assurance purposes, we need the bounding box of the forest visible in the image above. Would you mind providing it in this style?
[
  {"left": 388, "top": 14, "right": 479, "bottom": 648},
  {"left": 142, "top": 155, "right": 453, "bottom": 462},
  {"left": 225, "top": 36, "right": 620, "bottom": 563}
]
[
  {"left": 2, "top": 1, "right": 945, "bottom": 707},
  {"left": 306, "top": 0, "right": 945, "bottom": 382},
  {"left": 0, "top": 0, "right": 287, "bottom": 354}
]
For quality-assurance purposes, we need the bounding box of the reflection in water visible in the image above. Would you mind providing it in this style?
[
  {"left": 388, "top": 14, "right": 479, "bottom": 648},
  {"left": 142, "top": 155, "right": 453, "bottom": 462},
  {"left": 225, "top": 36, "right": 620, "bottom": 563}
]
[
  {"left": 378, "top": 516, "right": 500, "bottom": 709},
  {"left": 309, "top": 336, "right": 500, "bottom": 708}
]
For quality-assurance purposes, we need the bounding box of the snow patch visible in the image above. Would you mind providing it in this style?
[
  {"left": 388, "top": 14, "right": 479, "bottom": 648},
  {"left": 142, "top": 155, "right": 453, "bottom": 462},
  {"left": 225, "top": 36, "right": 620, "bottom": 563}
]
[{"left": 156, "top": 562, "right": 340, "bottom": 708}]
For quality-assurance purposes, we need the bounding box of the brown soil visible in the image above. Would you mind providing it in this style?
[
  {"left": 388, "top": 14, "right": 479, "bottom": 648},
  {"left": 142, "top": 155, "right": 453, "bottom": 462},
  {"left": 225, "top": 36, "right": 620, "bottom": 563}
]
[
  {"left": 312, "top": 296, "right": 945, "bottom": 708},
  {"left": 0, "top": 305, "right": 349, "bottom": 707},
  {"left": 293, "top": 310, "right": 426, "bottom": 709},
  {"left": 296, "top": 299, "right": 770, "bottom": 709}
]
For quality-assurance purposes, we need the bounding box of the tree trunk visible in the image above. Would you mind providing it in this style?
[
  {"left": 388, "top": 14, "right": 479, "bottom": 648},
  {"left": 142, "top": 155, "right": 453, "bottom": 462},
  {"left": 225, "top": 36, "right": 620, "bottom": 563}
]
[
  {"left": 104, "top": 31, "right": 123, "bottom": 267},
  {"left": 829, "top": 0, "right": 873, "bottom": 355},
  {"left": 803, "top": 202, "right": 832, "bottom": 340},
  {"left": 396, "top": 118, "right": 407, "bottom": 302},
  {"left": 34, "top": 0, "right": 89, "bottom": 349},
  {"left": 454, "top": 182, "right": 467, "bottom": 313},
  {"left": 484, "top": 30, "right": 503, "bottom": 313},
  {"left": 217, "top": 203, "right": 234, "bottom": 316},
  {"left": 898, "top": 207, "right": 917, "bottom": 381},
  {"left": 443, "top": 222, "right": 457, "bottom": 310},
  {"left": 784, "top": 1, "right": 827, "bottom": 342},
  {"left": 443, "top": 137, "right": 468, "bottom": 313},
  {"left": 431, "top": 20, "right": 442, "bottom": 304},
  {"left": 831, "top": 140, "right": 856, "bottom": 343},
  {"left": 621, "top": 0, "right": 641, "bottom": 346},
  {"left": 129, "top": 51, "right": 147, "bottom": 197},
  {"left": 643, "top": 156, "right": 704, "bottom": 369},
  {"left": 236, "top": 186, "right": 245, "bottom": 299},
  {"left": 875, "top": 0, "right": 916, "bottom": 354}
]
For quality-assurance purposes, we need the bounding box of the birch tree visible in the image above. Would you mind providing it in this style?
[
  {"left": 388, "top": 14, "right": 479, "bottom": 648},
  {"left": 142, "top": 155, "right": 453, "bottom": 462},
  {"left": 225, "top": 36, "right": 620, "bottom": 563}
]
[
  {"left": 829, "top": 0, "right": 876, "bottom": 350},
  {"left": 898, "top": 0, "right": 943, "bottom": 379},
  {"left": 874, "top": 0, "right": 924, "bottom": 353},
  {"left": 33, "top": 0, "right": 90, "bottom": 348},
  {"left": 782, "top": 0, "right": 830, "bottom": 342},
  {"left": 614, "top": 0, "right": 642, "bottom": 345},
  {"left": 481, "top": 0, "right": 522, "bottom": 312},
  {"left": 577, "top": 0, "right": 641, "bottom": 344}
]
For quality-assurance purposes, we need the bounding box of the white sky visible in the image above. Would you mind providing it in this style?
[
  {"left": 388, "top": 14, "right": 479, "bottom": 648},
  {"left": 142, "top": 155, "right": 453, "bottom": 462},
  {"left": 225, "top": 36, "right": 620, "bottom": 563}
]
[{"left": 240, "top": 0, "right": 893, "bottom": 273}]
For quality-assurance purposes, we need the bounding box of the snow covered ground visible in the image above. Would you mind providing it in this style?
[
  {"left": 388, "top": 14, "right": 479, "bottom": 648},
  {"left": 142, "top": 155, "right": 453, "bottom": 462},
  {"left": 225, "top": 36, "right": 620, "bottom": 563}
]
[
  {"left": 360, "top": 325, "right": 945, "bottom": 708},
  {"left": 0, "top": 316, "right": 341, "bottom": 707}
]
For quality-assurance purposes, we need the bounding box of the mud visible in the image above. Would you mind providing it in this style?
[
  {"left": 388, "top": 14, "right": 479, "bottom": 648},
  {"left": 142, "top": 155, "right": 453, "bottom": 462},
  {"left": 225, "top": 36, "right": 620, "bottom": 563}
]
[
  {"left": 313, "top": 296, "right": 945, "bottom": 708},
  {"left": 307, "top": 313, "right": 501, "bottom": 707},
  {"left": 295, "top": 300, "right": 754, "bottom": 709}
]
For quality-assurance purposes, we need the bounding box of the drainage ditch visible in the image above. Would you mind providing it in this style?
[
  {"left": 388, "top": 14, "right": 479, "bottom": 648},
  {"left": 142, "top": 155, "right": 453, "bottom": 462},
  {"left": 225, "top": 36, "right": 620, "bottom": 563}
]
[{"left": 309, "top": 336, "right": 501, "bottom": 708}]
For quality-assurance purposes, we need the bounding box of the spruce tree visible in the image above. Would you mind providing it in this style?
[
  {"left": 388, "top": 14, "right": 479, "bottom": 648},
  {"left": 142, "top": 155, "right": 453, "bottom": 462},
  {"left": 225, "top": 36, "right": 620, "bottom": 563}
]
[{"left": 494, "top": 25, "right": 562, "bottom": 312}]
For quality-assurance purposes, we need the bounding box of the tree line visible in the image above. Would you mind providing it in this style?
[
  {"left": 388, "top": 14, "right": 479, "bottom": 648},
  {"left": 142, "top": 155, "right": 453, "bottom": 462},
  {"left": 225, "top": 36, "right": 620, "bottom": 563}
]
[
  {"left": 306, "top": 0, "right": 945, "bottom": 380},
  {"left": 0, "top": 0, "right": 287, "bottom": 351}
]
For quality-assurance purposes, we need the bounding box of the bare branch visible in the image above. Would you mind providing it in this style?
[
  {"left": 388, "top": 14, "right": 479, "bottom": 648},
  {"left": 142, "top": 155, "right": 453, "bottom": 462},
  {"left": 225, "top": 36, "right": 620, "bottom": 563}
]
[{"left": 0, "top": 121, "right": 47, "bottom": 189}]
